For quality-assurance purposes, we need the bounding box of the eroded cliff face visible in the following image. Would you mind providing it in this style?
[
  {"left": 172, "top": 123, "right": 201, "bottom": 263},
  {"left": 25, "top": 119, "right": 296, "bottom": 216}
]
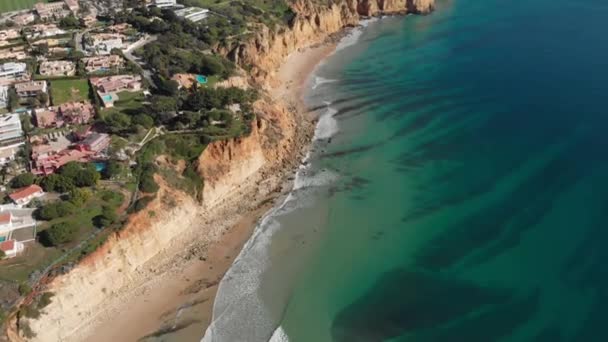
[
  {"left": 19, "top": 0, "right": 433, "bottom": 339},
  {"left": 25, "top": 178, "right": 199, "bottom": 341},
  {"left": 222, "top": 0, "right": 434, "bottom": 83}
]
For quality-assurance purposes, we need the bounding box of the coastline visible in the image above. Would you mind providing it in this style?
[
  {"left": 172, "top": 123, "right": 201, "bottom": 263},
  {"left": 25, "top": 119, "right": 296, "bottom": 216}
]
[{"left": 75, "top": 40, "right": 339, "bottom": 342}]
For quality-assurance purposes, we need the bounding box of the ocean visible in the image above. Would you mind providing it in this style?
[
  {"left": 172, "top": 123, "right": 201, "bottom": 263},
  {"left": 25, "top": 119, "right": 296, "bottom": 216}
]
[{"left": 204, "top": 0, "right": 608, "bottom": 341}]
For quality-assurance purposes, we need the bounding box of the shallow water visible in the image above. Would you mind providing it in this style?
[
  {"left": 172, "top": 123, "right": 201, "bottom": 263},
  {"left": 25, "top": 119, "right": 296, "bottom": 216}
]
[{"left": 205, "top": 0, "right": 608, "bottom": 341}]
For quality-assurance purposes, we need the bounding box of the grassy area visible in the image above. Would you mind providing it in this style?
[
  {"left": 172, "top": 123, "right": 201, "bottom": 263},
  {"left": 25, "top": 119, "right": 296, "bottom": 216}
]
[
  {"left": 49, "top": 79, "right": 92, "bottom": 105},
  {"left": 102, "top": 91, "right": 145, "bottom": 115},
  {"left": 0, "top": 0, "right": 44, "bottom": 14},
  {"left": 0, "top": 245, "right": 62, "bottom": 283}
]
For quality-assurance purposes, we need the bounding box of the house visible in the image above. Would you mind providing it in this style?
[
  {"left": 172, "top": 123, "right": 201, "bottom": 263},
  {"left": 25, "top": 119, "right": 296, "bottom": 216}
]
[
  {"left": 34, "top": 107, "right": 61, "bottom": 128},
  {"left": 0, "top": 86, "right": 7, "bottom": 109},
  {"left": 174, "top": 7, "right": 209, "bottom": 22},
  {"left": 0, "top": 49, "right": 28, "bottom": 61},
  {"left": 32, "top": 147, "right": 89, "bottom": 176},
  {"left": 59, "top": 101, "right": 95, "bottom": 125},
  {"left": 34, "top": 2, "right": 71, "bottom": 20},
  {"left": 150, "top": 0, "right": 177, "bottom": 8},
  {"left": 0, "top": 145, "right": 21, "bottom": 166},
  {"left": 0, "top": 62, "right": 29, "bottom": 85},
  {"left": 64, "top": 0, "right": 80, "bottom": 13},
  {"left": 9, "top": 185, "right": 44, "bottom": 206},
  {"left": 39, "top": 60, "right": 76, "bottom": 77},
  {"left": 82, "top": 55, "right": 124, "bottom": 73},
  {"left": 26, "top": 24, "right": 66, "bottom": 39},
  {"left": 0, "top": 240, "right": 25, "bottom": 258},
  {"left": 15, "top": 80, "right": 48, "bottom": 98},
  {"left": 90, "top": 75, "right": 142, "bottom": 93},
  {"left": 90, "top": 75, "right": 142, "bottom": 107},
  {"left": 0, "top": 114, "right": 24, "bottom": 147},
  {"left": 11, "top": 13, "right": 36, "bottom": 27},
  {"left": 85, "top": 33, "right": 124, "bottom": 55},
  {"left": 171, "top": 73, "right": 207, "bottom": 89},
  {"left": 77, "top": 133, "right": 110, "bottom": 153},
  {"left": 81, "top": 15, "right": 97, "bottom": 28},
  {"left": 0, "top": 29, "right": 20, "bottom": 42}
]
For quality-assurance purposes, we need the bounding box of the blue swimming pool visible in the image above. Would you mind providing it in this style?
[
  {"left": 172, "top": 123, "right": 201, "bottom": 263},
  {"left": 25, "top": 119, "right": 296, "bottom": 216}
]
[
  {"left": 93, "top": 162, "right": 106, "bottom": 172},
  {"left": 196, "top": 75, "right": 207, "bottom": 84}
]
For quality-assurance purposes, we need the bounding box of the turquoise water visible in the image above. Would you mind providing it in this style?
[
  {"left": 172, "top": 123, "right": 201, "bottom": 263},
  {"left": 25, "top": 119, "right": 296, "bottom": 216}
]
[
  {"left": 196, "top": 75, "right": 208, "bottom": 84},
  {"left": 205, "top": 0, "right": 608, "bottom": 341},
  {"left": 93, "top": 162, "right": 106, "bottom": 172}
]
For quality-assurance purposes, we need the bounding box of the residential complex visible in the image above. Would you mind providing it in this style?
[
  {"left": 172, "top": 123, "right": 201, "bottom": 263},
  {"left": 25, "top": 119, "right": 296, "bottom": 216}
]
[
  {"left": 174, "top": 7, "right": 210, "bottom": 22},
  {"left": 82, "top": 55, "right": 124, "bottom": 73},
  {"left": 15, "top": 80, "right": 48, "bottom": 98},
  {"left": 39, "top": 60, "right": 76, "bottom": 77},
  {"left": 0, "top": 62, "right": 29, "bottom": 85}
]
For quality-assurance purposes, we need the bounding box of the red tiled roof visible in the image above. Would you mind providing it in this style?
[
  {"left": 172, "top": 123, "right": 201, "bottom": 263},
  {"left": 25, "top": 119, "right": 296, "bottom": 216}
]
[
  {"left": 9, "top": 184, "right": 43, "bottom": 201},
  {"left": 0, "top": 240, "right": 15, "bottom": 252},
  {"left": 0, "top": 213, "right": 11, "bottom": 224}
]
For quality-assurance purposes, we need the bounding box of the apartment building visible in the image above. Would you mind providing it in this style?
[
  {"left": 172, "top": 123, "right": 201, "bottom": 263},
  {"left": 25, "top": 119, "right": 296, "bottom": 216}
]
[
  {"left": 0, "top": 114, "right": 24, "bottom": 147},
  {"left": 174, "top": 7, "right": 209, "bottom": 22},
  {"left": 0, "top": 62, "right": 29, "bottom": 85},
  {"left": 0, "top": 86, "right": 7, "bottom": 109}
]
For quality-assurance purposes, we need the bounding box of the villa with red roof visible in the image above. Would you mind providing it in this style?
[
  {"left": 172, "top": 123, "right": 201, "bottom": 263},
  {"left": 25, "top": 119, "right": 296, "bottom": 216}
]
[{"left": 9, "top": 185, "right": 44, "bottom": 206}]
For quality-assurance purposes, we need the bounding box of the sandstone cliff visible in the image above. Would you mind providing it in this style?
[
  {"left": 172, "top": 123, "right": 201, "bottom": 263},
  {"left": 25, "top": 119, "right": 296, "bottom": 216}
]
[
  {"left": 222, "top": 0, "right": 434, "bottom": 83},
  {"left": 17, "top": 0, "right": 434, "bottom": 340}
]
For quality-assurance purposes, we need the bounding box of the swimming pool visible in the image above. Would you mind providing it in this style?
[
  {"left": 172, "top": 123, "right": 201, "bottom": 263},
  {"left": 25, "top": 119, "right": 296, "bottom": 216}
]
[{"left": 196, "top": 75, "right": 208, "bottom": 84}]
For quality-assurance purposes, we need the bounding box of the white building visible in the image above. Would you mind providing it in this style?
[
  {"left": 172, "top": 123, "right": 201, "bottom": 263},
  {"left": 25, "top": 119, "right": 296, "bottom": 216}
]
[
  {"left": 0, "top": 114, "right": 24, "bottom": 146},
  {"left": 0, "top": 86, "right": 8, "bottom": 109},
  {"left": 151, "top": 0, "right": 177, "bottom": 8},
  {"left": 0, "top": 63, "right": 28, "bottom": 85},
  {"left": 9, "top": 185, "right": 44, "bottom": 206},
  {"left": 86, "top": 34, "right": 124, "bottom": 55},
  {"left": 174, "top": 7, "right": 209, "bottom": 22},
  {"left": 0, "top": 206, "right": 38, "bottom": 257}
]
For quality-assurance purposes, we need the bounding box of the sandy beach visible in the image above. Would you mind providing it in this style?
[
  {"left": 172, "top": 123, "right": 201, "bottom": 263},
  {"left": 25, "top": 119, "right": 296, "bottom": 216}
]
[{"left": 76, "top": 41, "right": 338, "bottom": 342}]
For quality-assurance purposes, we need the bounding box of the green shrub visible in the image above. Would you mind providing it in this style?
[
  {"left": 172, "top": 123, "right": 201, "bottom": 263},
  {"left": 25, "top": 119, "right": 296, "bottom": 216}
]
[
  {"left": 40, "top": 222, "right": 79, "bottom": 246},
  {"left": 94, "top": 206, "right": 118, "bottom": 228},
  {"left": 38, "top": 292, "right": 54, "bottom": 309},
  {"left": 130, "top": 196, "right": 155, "bottom": 213},
  {"left": 11, "top": 173, "right": 35, "bottom": 188},
  {"left": 37, "top": 201, "right": 76, "bottom": 220},
  {"left": 18, "top": 283, "right": 32, "bottom": 296},
  {"left": 40, "top": 174, "right": 75, "bottom": 193},
  {"left": 68, "top": 188, "right": 92, "bottom": 206}
]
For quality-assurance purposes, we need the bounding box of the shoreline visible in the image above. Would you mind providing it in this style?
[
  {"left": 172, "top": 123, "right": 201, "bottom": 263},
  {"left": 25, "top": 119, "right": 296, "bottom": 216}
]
[{"left": 77, "top": 39, "right": 339, "bottom": 342}]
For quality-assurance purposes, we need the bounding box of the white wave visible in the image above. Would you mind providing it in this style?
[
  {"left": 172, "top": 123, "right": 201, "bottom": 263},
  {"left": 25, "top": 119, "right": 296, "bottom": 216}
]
[
  {"left": 314, "top": 106, "right": 338, "bottom": 140},
  {"left": 269, "top": 326, "right": 290, "bottom": 342},
  {"left": 335, "top": 17, "right": 379, "bottom": 52},
  {"left": 311, "top": 76, "right": 338, "bottom": 90},
  {"left": 203, "top": 144, "right": 338, "bottom": 342}
]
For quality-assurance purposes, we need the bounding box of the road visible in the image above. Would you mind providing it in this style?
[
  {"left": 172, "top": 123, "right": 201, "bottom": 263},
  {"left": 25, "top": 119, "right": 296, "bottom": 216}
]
[{"left": 123, "top": 35, "right": 158, "bottom": 88}]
